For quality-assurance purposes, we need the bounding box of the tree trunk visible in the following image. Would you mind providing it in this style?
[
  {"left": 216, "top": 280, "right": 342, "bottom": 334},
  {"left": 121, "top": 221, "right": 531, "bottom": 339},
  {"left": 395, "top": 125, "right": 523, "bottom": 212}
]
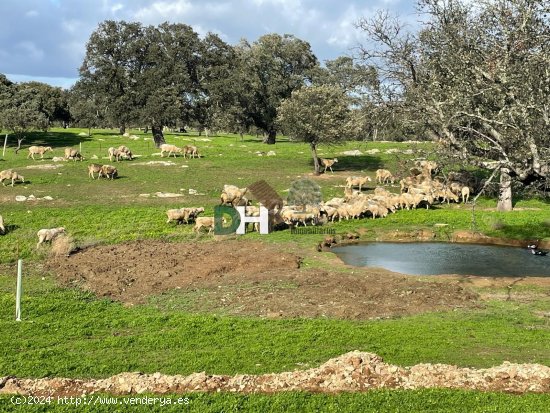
[
  {"left": 144, "top": 126, "right": 149, "bottom": 134},
  {"left": 119, "top": 125, "right": 126, "bottom": 135},
  {"left": 151, "top": 125, "right": 166, "bottom": 148},
  {"left": 263, "top": 129, "right": 276, "bottom": 144},
  {"left": 310, "top": 143, "right": 320, "bottom": 175},
  {"left": 497, "top": 167, "right": 513, "bottom": 211}
]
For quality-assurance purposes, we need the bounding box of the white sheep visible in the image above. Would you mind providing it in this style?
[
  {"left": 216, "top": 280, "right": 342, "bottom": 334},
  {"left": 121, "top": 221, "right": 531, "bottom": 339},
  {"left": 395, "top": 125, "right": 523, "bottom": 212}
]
[
  {"left": 37, "top": 227, "right": 65, "bottom": 248},
  {"left": 183, "top": 145, "right": 200, "bottom": 159},
  {"left": 27, "top": 146, "right": 53, "bottom": 160},
  {"left": 220, "top": 185, "right": 248, "bottom": 206},
  {"left": 64, "top": 147, "right": 83, "bottom": 161},
  {"left": 461, "top": 186, "right": 471, "bottom": 203},
  {"left": 88, "top": 164, "right": 102, "bottom": 179},
  {"left": 0, "top": 169, "right": 25, "bottom": 186},
  {"left": 99, "top": 165, "right": 118, "bottom": 179},
  {"left": 160, "top": 144, "right": 183, "bottom": 158},
  {"left": 166, "top": 207, "right": 205, "bottom": 224},
  {"left": 345, "top": 175, "right": 372, "bottom": 191},
  {"left": 375, "top": 169, "right": 395, "bottom": 184},
  {"left": 193, "top": 217, "right": 218, "bottom": 234}
]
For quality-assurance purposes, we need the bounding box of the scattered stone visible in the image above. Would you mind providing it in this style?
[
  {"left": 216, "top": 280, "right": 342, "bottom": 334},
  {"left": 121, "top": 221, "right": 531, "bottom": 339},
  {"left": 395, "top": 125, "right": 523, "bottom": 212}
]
[
  {"left": 365, "top": 149, "right": 380, "bottom": 154},
  {"left": 341, "top": 150, "right": 363, "bottom": 156},
  {"left": 133, "top": 161, "right": 175, "bottom": 166},
  {"left": 123, "top": 132, "right": 130, "bottom": 137},
  {"left": 52, "top": 157, "right": 66, "bottom": 162},
  {"left": 91, "top": 155, "right": 98, "bottom": 159},
  {"left": 129, "top": 135, "right": 140, "bottom": 140},
  {"left": 15, "top": 195, "right": 27, "bottom": 202},
  {"left": 266, "top": 151, "right": 276, "bottom": 156},
  {"left": 25, "top": 164, "right": 63, "bottom": 170},
  {"left": 139, "top": 194, "right": 151, "bottom": 198},
  {"left": 155, "top": 192, "right": 183, "bottom": 198}
]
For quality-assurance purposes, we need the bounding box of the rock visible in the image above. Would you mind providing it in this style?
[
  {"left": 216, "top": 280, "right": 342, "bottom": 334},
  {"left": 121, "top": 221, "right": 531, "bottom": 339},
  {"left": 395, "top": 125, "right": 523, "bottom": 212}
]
[
  {"left": 341, "top": 150, "right": 363, "bottom": 156},
  {"left": 266, "top": 151, "right": 276, "bottom": 156},
  {"left": 15, "top": 196, "right": 27, "bottom": 202}
]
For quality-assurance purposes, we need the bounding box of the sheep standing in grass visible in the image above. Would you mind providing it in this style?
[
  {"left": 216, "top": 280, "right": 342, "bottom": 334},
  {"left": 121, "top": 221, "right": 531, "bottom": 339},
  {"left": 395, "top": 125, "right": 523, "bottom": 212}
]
[
  {"left": 27, "top": 146, "right": 53, "bottom": 160},
  {"left": 64, "top": 148, "right": 83, "bottom": 161},
  {"left": 117, "top": 146, "right": 133, "bottom": 160},
  {"left": 375, "top": 169, "right": 395, "bottom": 185},
  {"left": 37, "top": 227, "right": 65, "bottom": 248},
  {"left": 461, "top": 186, "right": 471, "bottom": 203},
  {"left": 183, "top": 145, "right": 200, "bottom": 158},
  {"left": 345, "top": 175, "right": 372, "bottom": 191},
  {"left": 193, "top": 217, "right": 216, "bottom": 234},
  {"left": 166, "top": 207, "right": 205, "bottom": 224},
  {"left": 108, "top": 147, "right": 122, "bottom": 162},
  {"left": 319, "top": 157, "right": 338, "bottom": 173},
  {"left": 0, "top": 169, "right": 24, "bottom": 186},
  {"left": 160, "top": 144, "right": 183, "bottom": 158},
  {"left": 88, "top": 164, "right": 102, "bottom": 179},
  {"left": 99, "top": 165, "right": 118, "bottom": 179}
]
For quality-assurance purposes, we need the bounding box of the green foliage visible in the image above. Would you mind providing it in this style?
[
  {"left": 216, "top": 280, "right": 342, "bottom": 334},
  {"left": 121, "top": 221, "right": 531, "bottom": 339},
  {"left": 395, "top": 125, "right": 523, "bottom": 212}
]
[{"left": 286, "top": 179, "right": 322, "bottom": 208}]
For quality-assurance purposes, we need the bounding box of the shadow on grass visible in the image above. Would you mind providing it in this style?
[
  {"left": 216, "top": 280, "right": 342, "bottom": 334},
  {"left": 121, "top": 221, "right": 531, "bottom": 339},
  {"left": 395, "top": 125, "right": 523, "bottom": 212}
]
[
  {"left": 308, "top": 155, "right": 384, "bottom": 173},
  {"left": 8, "top": 130, "right": 92, "bottom": 151}
]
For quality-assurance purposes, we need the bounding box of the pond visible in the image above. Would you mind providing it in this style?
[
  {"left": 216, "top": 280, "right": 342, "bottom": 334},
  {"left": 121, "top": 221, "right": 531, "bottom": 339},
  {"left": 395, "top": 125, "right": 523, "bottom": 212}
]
[{"left": 331, "top": 242, "right": 550, "bottom": 277}]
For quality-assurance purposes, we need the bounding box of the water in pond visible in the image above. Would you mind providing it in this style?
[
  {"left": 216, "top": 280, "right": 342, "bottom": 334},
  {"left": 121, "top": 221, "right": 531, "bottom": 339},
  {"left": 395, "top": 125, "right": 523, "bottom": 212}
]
[{"left": 331, "top": 242, "right": 550, "bottom": 277}]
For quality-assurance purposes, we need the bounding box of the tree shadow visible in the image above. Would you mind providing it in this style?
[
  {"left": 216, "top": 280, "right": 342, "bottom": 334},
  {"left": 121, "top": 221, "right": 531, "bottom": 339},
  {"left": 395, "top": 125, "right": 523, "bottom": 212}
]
[
  {"left": 310, "top": 155, "right": 384, "bottom": 172},
  {"left": 7, "top": 130, "right": 93, "bottom": 151}
]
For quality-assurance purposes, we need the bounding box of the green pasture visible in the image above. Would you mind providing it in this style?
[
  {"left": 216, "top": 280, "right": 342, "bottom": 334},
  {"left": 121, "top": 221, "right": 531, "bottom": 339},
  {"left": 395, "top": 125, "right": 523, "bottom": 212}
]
[
  {"left": 0, "top": 128, "right": 549, "bottom": 411},
  {"left": 0, "top": 128, "right": 548, "bottom": 263}
]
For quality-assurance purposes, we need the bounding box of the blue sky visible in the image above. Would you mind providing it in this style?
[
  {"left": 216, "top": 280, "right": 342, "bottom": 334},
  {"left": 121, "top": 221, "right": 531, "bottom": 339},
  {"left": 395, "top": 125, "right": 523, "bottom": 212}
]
[{"left": 0, "top": 0, "right": 416, "bottom": 89}]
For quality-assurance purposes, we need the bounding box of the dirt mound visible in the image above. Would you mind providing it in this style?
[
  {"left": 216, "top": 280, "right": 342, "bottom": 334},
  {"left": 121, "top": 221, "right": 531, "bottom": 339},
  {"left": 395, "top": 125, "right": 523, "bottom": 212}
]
[
  {"left": 47, "top": 239, "right": 477, "bottom": 319},
  {"left": 2, "top": 352, "right": 548, "bottom": 396}
]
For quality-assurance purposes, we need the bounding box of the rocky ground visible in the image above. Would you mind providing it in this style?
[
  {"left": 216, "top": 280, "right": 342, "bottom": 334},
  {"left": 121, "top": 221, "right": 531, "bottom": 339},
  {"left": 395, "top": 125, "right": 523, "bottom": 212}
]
[{"left": 2, "top": 352, "right": 549, "bottom": 397}]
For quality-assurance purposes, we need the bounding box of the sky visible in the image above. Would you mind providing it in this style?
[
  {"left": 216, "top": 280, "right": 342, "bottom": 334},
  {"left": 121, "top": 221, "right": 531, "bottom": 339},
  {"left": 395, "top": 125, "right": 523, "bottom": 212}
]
[{"left": 0, "top": 0, "right": 417, "bottom": 89}]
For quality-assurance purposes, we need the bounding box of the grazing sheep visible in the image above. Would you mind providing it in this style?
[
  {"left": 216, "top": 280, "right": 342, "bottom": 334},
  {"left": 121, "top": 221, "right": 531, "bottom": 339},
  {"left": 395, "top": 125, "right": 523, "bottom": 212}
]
[
  {"left": 27, "top": 146, "right": 53, "bottom": 160},
  {"left": 0, "top": 169, "right": 24, "bottom": 186},
  {"left": 160, "top": 144, "right": 183, "bottom": 158},
  {"left": 0, "top": 214, "right": 5, "bottom": 234},
  {"left": 37, "top": 227, "right": 65, "bottom": 248},
  {"left": 375, "top": 169, "right": 395, "bottom": 184},
  {"left": 108, "top": 147, "right": 122, "bottom": 162},
  {"left": 461, "top": 186, "right": 470, "bottom": 203},
  {"left": 319, "top": 157, "right": 338, "bottom": 173},
  {"left": 183, "top": 145, "right": 200, "bottom": 159},
  {"left": 345, "top": 175, "right": 372, "bottom": 191},
  {"left": 99, "top": 165, "right": 118, "bottom": 180},
  {"left": 193, "top": 217, "right": 216, "bottom": 234},
  {"left": 88, "top": 164, "right": 102, "bottom": 179},
  {"left": 166, "top": 207, "right": 205, "bottom": 224},
  {"left": 117, "top": 146, "right": 133, "bottom": 160},
  {"left": 64, "top": 147, "right": 83, "bottom": 161}
]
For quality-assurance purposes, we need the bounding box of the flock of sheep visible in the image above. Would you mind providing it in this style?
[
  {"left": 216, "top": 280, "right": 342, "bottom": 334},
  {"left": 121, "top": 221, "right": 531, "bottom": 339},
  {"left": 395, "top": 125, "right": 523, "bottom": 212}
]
[
  {"left": 0, "top": 136, "right": 474, "bottom": 246},
  {"left": 0, "top": 140, "right": 205, "bottom": 247},
  {"left": 164, "top": 159, "right": 473, "bottom": 233}
]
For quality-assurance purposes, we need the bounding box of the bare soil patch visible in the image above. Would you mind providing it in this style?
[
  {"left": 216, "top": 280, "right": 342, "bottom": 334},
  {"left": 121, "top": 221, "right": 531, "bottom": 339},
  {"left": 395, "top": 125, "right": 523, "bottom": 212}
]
[
  {"left": 47, "top": 239, "right": 477, "bottom": 319},
  {"left": 2, "top": 351, "right": 548, "bottom": 396}
]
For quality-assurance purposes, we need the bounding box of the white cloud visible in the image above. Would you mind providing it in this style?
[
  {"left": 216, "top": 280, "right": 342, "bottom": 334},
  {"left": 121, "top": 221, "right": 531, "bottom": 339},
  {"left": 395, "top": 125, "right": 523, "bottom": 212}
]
[{"left": 133, "top": 0, "right": 193, "bottom": 22}]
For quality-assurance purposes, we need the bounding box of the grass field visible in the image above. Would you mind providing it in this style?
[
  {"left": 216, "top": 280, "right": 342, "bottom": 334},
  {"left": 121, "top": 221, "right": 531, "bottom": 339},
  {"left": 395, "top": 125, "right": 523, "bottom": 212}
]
[{"left": 0, "top": 128, "right": 548, "bottom": 411}]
